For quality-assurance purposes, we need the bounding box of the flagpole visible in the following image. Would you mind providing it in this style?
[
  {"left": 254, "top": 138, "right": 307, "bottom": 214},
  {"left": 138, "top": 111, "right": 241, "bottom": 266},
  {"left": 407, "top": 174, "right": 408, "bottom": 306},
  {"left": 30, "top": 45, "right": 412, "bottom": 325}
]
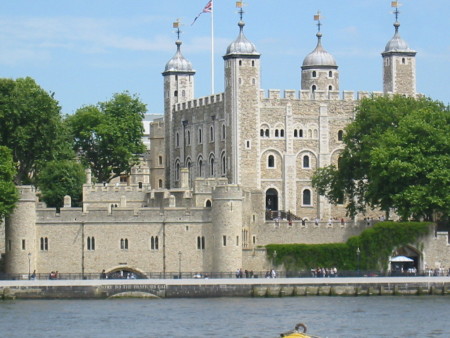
[{"left": 211, "top": 1, "right": 215, "bottom": 94}]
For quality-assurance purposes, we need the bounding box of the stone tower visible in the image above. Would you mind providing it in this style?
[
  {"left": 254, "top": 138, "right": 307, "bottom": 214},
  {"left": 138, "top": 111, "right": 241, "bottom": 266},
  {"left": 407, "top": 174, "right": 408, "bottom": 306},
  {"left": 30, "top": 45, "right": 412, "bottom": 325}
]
[
  {"left": 301, "top": 30, "right": 339, "bottom": 94},
  {"left": 223, "top": 18, "right": 261, "bottom": 188},
  {"left": 162, "top": 37, "right": 195, "bottom": 188},
  {"left": 5, "top": 186, "right": 37, "bottom": 275},
  {"left": 382, "top": 13, "right": 416, "bottom": 96},
  {"left": 211, "top": 185, "right": 243, "bottom": 273}
]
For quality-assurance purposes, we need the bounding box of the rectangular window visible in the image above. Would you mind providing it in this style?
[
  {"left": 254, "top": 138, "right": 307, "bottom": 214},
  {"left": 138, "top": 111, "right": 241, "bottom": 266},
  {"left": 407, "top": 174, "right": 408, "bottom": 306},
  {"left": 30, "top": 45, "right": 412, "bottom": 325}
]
[
  {"left": 236, "top": 236, "right": 239, "bottom": 246},
  {"left": 40, "top": 237, "right": 48, "bottom": 251},
  {"left": 22, "top": 239, "right": 26, "bottom": 250},
  {"left": 87, "top": 237, "right": 95, "bottom": 251},
  {"left": 222, "top": 235, "right": 227, "bottom": 246},
  {"left": 120, "top": 238, "right": 128, "bottom": 250},
  {"left": 252, "top": 236, "right": 256, "bottom": 244}
]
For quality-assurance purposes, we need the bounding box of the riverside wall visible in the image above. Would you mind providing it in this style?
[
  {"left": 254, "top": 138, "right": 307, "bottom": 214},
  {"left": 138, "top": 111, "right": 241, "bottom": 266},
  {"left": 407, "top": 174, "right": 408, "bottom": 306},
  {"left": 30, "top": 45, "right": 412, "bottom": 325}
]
[{"left": 1, "top": 277, "right": 450, "bottom": 300}]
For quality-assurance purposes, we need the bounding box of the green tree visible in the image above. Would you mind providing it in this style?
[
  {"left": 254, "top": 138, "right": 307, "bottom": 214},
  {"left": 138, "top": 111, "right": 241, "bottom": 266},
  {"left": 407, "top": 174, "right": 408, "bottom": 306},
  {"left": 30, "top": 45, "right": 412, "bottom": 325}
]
[
  {"left": 66, "top": 92, "right": 146, "bottom": 183},
  {"left": 37, "top": 160, "right": 86, "bottom": 210},
  {"left": 312, "top": 95, "right": 449, "bottom": 221},
  {"left": 0, "top": 77, "right": 67, "bottom": 184},
  {"left": 0, "top": 146, "right": 18, "bottom": 221}
]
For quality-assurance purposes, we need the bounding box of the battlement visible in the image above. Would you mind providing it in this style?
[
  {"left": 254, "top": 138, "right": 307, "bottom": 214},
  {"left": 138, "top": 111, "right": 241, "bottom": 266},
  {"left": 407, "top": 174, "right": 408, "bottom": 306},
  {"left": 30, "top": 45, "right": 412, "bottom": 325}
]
[
  {"left": 36, "top": 205, "right": 211, "bottom": 224},
  {"left": 173, "top": 93, "right": 224, "bottom": 112},
  {"left": 17, "top": 185, "right": 37, "bottom": 201},
  {"left": 260, "top": 89, "right": 384, "bottom": 102},
  {"left": 83, "top": 183, "right": 152, "bottom": 194},
  {"left": 212, "top": 184, "right": 243, "bottom": 200}
]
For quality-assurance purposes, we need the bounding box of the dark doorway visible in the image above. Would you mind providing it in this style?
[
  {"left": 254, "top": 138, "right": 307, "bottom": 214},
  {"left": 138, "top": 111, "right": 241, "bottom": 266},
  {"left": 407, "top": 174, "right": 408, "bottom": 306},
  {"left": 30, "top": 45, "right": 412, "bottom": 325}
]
[{"left": 266, "top": 188, "right": 278, "bottom": 211}]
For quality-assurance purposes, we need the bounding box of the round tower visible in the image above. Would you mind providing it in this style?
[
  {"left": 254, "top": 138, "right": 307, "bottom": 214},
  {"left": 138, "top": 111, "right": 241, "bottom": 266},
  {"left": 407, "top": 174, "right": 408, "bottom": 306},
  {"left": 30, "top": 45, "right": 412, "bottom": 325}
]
[
  {"left": 223, "top": 6, "right": 261, "bottom": 188},
  {"left": 162, "top": 21, "right": 195, "bottom": 189},
  {"left": 382, "top": 3, "right": 416, "bottom": 96},
  {"left": 301, "top": 13, "right": 339, "bottom": 93},
  {"left": 211, "top": 185, "right": 243, "bottom": 273},
  {"left": 5, "top": 186, "right": 37, "bottom": 276}
]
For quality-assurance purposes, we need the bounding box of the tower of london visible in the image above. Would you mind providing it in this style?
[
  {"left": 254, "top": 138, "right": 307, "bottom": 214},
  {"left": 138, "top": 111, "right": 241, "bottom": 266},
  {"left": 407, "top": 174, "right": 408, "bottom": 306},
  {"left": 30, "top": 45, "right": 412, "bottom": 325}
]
[{"left": 4, "top": 8, "right": 450, "bottom": 278}]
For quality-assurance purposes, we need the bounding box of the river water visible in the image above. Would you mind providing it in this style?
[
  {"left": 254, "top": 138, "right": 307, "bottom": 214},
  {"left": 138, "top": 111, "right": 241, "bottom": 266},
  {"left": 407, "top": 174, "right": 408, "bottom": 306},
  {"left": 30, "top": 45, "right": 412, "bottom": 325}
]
[{"left": 0, "top": 296, "right": 449, "bottom": 337}]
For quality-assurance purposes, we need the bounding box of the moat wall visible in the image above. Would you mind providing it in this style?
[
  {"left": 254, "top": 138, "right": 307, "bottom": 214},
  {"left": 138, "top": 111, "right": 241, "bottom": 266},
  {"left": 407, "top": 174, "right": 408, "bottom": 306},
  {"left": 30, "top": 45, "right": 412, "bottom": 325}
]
[{"left": 2, "top": 278, "right": 450, "bottom": 300}]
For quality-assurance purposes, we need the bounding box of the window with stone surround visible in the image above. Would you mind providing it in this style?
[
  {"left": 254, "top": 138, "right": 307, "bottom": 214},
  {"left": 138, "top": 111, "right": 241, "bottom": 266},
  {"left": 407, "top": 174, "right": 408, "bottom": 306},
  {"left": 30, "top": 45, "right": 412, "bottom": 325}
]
[
  {"left": 268, "top": 155, "right": 275, "bottom": 168},
  {"left": 198, "top": 128, "right": 203, "bottom": 144},
  {"left": 176, "top": 132, "right": 180, "bottom": 148},
  {"left": 40, "top": 237, "right": 48, "bottom": 251},
  {"left": 338, "top": 130, "right": 344, "bottom": 141},
  {"left": 197, "top": 236, "right": 205, "bottom": 250},
  {"left": 120, "top": 238, "right": 128, "bottom": 250},
  {"left": 151, "top": 236, "right": 159, "bottom": 250},
  {"left": 303, "top": 155, "right": 310, "bottom": 168},
  {"left": 302, "top": 189, "right": 312, "bottom": 206},
  {"left": 87, "top": 236, "right": 95, "bottom": 251}
]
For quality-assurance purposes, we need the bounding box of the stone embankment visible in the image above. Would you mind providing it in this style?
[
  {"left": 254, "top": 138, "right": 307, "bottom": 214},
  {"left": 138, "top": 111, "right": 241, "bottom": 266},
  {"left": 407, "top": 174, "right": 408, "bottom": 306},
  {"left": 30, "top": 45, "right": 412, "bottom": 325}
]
[{"left": 1, "top": 277, "right": 449, "bottom": 300}]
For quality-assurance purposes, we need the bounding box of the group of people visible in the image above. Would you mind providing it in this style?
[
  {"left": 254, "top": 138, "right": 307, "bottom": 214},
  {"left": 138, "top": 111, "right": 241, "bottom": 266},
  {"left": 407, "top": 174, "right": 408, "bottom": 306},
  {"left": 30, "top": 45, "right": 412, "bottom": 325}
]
[
  {"left": 235, "top": 268, "right": 256, "bottom": 278},
  {"left": 265, "top": 269, "right": 277, "bottom": 278},
  {"left": 311, "top": 267, "right": 338, "bottom": 278},
  {"left": 48, "top": 271, "right": 59, "bottom": 280}
]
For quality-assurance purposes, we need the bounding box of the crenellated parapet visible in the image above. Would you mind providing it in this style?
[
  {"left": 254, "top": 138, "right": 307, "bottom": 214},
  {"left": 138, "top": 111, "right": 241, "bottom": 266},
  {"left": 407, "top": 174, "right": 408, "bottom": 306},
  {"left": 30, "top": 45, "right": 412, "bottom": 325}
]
[
  {"left": 173, "top": 93, "right": 224, "bottom": 112},
  {"left": 260, "top": 89, "right": 385, "bottom": 102}
]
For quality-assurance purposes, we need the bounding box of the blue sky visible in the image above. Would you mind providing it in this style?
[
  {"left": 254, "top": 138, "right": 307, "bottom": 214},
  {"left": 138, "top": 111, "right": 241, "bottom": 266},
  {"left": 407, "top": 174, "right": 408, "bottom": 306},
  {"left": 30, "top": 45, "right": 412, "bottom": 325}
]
[{"left": 1, "top": 0, "right": 449, "bottom": 116}]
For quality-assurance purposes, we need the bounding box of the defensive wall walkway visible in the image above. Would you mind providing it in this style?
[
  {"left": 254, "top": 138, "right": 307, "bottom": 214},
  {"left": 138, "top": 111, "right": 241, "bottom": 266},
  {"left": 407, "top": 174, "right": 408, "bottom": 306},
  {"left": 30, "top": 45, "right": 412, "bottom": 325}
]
[{"left": 2, "top": 277, "right": 450, "bottom": 299}]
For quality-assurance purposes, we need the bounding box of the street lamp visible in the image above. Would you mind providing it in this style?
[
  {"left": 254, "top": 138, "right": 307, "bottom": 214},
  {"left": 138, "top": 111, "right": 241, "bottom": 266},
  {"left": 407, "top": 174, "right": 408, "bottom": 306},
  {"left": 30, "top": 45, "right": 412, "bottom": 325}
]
[
  {"left": 178, "top": 251, "right": 182, "bottom": 279},
  {"left": 28, "top": 252, "right": 31, "bottom": 280},
  {"left": 356, "top": 247, "right": 361, "bottom": 277}
]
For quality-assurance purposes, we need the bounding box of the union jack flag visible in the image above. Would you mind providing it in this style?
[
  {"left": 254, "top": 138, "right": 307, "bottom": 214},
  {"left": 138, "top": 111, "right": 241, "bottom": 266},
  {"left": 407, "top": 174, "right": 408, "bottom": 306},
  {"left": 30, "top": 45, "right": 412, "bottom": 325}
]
[{"left": 192, "top": 0, "right": 213, "bottom": 25}]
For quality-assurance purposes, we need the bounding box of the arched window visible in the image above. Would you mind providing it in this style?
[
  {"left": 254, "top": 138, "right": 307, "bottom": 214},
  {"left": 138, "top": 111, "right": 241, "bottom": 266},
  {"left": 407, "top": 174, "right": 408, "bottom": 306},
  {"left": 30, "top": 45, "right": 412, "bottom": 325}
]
[
  {"left": 198, "top": 128, "right": 203, "bottom": 144},
  {"left": 209, "top": 156, "right": 215, "bottom": 176},
  {"left": 174, "top": 90, "right": 178, "bottom": 97},
  {"left": 299, "top": 129, "right": 303, "bottom": 138},
  {"left": 280, "top": 129, "right": 284, "bottom": 137},
  {"left": 328, "top": 85, "right": 333, "bottom": 91},
  {"left": 158, "top": 155, "right": 163, "bottom": 166},
  {"left": 265, "top": 129, "right": 269, "bottom": 137},
  {"left": 222, "top": 124, "right": 226, "bottom": 139},
  {"left": 210, "top": 126, "right": 214, "bottom": 142},
  {"left": 294, "top": 130, "right": 298, "bottom": 137},
  {"left": 303, "top": 155, "right": 310, "bottom": 168},
  {"left": 312, "top": 71, "right": 317, "bottom": 78},
  {"left": 260, "top": 129, "right": 264, "bottom": 137},
  {"left": 266, "top": 188, "right": 278, "bottom": 211},
  {"left": 176, "top": 132, "right": 180, "bottom": 147},
  {"left": 303, "top": 189, "right": 311, "bottom": 205},
  {"left": 268, "top": 155, "right": 275, "bottom": 168},
  {"left": 275, "top": 129, "right": 279, "bottom": 137},
  {"left": 187, "top": 130, "right": 191, "bottom": 145},
  {"left": 158, "top": 179, "right": 163, "bottom": 188},
  {"left": 338, "top": 130, "right": 344, "bottom": 141},
  {"left": 198, "top": 158, "right": 203, "bottom": 177},
  {"left": 175, "top": 161, "right": 180, "bottom": 181},
  {"left": 138, "top": 182, "right": 143, "bottom": 189},
  {"left": 312, "top": 85, "right": 317, "bottom": 92},
  {"left": 205, "top": 200, "right": 212, "bottom": 207},
  {"left": 329, "top": 71, "right": 333, "bottom": 77},
  {"left": 221, "top": 153, "right": 226, "bottom": 176}
]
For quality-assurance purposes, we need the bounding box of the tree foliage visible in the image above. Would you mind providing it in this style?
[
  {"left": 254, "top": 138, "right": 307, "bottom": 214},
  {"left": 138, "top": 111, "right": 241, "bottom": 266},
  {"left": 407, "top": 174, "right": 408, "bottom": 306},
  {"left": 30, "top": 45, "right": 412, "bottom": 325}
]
[
  {"left": 37, "top": 160, "right": 86, "bottom": 210},
  {"left": 66, "top": 92, "right": 146, "bottom": 183},
  {"left": 267, "top": 222, "right": 430, "bottom": 272},
  {"left": 312, "top": 95, "right": 449, "bottom": 221},
  {"left": 0, "top": 77, "right": 68, "bottom": 184},
  {"left": 0, "top": 146, "right": 18, "bottom": 221}
]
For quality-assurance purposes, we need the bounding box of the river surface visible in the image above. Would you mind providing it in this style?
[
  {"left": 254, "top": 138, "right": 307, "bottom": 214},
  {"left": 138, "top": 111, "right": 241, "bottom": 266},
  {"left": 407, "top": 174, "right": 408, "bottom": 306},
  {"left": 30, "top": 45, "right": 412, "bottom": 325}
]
[{"left": 0, "top": 296, "right": 449, "bottom": 337}]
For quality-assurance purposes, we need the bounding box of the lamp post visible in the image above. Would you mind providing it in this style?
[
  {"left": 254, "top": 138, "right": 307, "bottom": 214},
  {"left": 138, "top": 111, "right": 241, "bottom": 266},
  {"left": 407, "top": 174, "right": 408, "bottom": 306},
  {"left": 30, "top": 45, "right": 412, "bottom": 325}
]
[
  {"left": 178, "top": 251, "right": 182, "bottom": 279},
  {"left": 27, "top": 252, "right": 31, "bottom": 280},
  {"left": 356, "top": 247, "right": 361, "bottom": 277}
]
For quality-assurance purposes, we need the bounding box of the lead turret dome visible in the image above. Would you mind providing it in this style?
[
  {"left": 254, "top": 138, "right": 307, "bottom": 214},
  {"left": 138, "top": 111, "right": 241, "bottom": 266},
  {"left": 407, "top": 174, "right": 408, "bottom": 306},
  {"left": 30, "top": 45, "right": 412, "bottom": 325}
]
[
  {"left": 164, "top": 40, "right": 194, "bottom": 73},
  {"left": 384, "top": 22, "right": 415, "bottom": 53},
  {"left": 225, "top": 21, "right": 259, "bottom": 56},
  {"left": 302, "top": 32, "right": 337, "bottom": 69}
]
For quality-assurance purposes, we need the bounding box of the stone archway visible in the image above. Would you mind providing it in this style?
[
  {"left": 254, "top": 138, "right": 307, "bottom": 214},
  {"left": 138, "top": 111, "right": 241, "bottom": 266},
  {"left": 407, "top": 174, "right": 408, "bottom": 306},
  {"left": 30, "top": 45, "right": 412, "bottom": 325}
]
[
  {"left": 106, "top": 267, "right": 147, "bottom": 279},
  {"left": 266, "top": 188, "right": 278, "bottom": 211},
  {"left": 390, "top": 246, "right": 422, "bottom": 275}
]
